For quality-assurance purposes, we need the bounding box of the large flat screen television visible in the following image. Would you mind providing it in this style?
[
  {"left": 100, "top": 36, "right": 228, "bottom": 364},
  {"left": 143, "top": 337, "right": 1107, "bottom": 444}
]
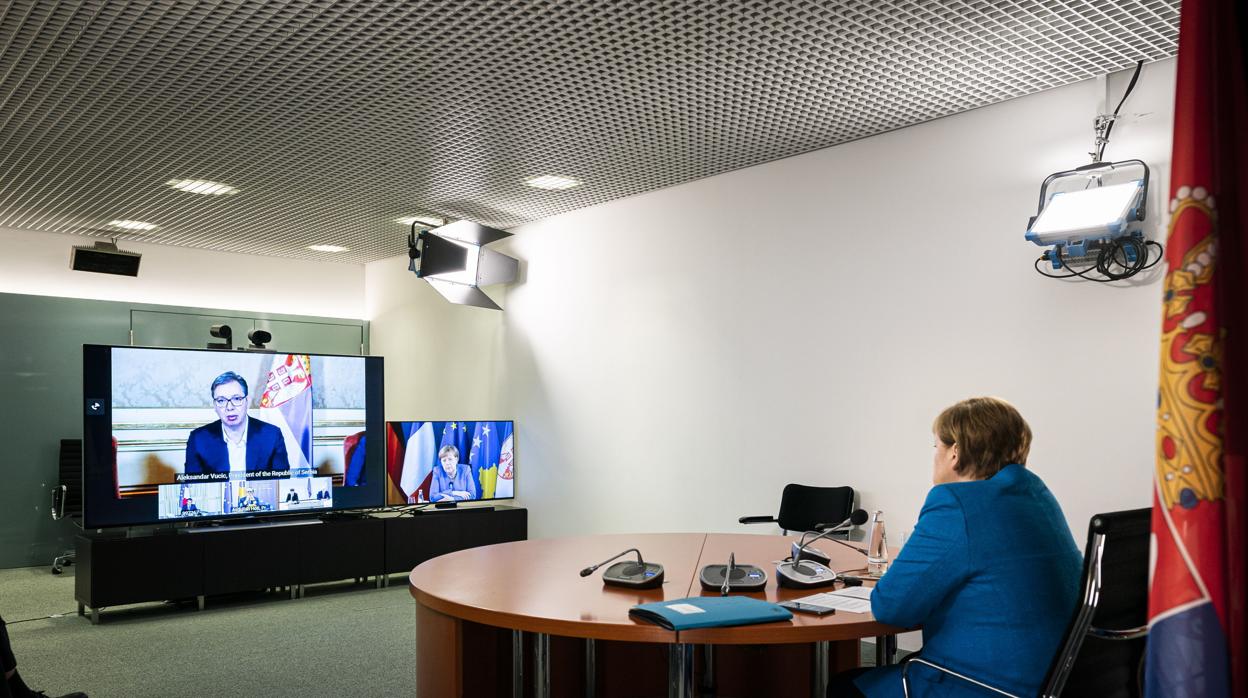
[
  {"left": 385, "top": 421, "right": 514, "bottom": 505},
  {"left": 82, "top": 345, "right": 385, "bottom": 528}
]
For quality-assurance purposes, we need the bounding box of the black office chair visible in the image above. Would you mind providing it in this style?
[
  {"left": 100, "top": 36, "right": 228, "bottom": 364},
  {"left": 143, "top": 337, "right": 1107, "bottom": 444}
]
[
  {"left": 51, "top": 439, "right": 84, "bottom": 574},
  {"left": 738, "top": 483, "right": 855, "bottom": 534},
  {"left": 901, "top": 507, "right": 1150, "bottom": 698}
]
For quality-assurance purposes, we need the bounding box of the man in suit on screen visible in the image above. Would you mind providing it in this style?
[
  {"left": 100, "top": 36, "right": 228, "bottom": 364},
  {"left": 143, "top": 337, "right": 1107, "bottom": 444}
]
[
  {"left": 184, "top": 371, "right": 290, "bottom": 476},
  {"left": 238, "top": 487, "right": 261, "bottom": 509}
]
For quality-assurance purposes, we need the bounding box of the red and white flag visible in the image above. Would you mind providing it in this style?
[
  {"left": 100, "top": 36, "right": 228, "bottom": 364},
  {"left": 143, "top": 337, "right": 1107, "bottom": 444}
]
[
  {"left": 1146, "top": 0, "right": 1247, "bottom": 695},
  {"left": 257, "top": 354, "right": 313, "bottom": 470}
]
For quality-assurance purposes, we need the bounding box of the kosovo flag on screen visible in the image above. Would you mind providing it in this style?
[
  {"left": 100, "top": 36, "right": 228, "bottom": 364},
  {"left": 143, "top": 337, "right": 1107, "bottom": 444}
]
[{"left": 469, "top": 422, "right": 502, "bottom": 499}]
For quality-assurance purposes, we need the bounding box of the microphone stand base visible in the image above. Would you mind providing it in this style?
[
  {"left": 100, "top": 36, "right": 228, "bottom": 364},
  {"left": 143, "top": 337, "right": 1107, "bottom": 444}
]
[
  {"left": 775, "top": 560, "right": 839, "bottom": 589},
  {"left": 602, "top": 561, "right": 665, "bottom": 589},
  {"left": 699, "top": 564, "right": 768, "bottom": 592}
]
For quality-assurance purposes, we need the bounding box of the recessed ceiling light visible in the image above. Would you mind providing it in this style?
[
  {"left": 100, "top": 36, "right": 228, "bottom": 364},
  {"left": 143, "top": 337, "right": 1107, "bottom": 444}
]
[
  {"left": 166, "top": 179, "right": 239, "bottom": 196},
  {"left": 107, "top": 220, "right": 157, "bottom": 231},
  {"left": 396, "top": 215, "right": 446, "bottom": 227},
  {"left": 307, "top": 244, "right": 349, "bottom": 253},
  {"left": 523, "top": 175, "right": 581, "bottom": 190}
]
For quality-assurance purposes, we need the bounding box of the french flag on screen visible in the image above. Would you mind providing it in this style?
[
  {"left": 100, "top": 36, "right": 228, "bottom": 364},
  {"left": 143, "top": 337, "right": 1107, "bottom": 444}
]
[{"left": 397, "top": 422, "right": 435, "bottom": 501}]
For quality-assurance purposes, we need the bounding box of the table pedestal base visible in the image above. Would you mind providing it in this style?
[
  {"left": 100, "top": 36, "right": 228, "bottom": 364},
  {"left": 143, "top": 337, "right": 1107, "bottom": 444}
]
[{"left": 417, "top": 601, "right": 863, "bottom": 697}]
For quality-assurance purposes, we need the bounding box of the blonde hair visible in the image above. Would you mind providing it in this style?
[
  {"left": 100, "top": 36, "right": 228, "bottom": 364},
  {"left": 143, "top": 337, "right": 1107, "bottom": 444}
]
[{"left": 933, "top": 397, "right": 1032, "bottom": 480}]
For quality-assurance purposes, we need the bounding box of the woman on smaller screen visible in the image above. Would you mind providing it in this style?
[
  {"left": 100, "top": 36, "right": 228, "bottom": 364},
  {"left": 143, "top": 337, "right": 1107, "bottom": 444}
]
[{"left": 430, "top": 445, "right": 477, "bottom": 502}]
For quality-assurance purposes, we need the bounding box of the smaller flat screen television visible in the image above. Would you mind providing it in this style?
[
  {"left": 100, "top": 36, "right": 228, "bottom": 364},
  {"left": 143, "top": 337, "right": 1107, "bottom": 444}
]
[
  {"left": 385, "top": 421, "right": 515, "bottom": 505},
  {"left": 83, "top": 345, "right": 385, "bottom": 528}
]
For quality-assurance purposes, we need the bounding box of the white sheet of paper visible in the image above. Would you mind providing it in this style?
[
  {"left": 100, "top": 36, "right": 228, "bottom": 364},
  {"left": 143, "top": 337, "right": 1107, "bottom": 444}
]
[
  {"left": 665, "top": 603, "right": 706, "bottom": 615},
  {"left": 827, "top": 586, "right": 873, "bottom": 600},
  {"left": 793, "top": 588, "right": 873, "bottom": 613}
]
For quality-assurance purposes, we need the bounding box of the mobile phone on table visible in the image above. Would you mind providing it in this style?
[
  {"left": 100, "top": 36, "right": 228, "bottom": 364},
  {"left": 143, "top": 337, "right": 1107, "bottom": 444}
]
[{"left": 779, "top": 600, "right": 836, "bottom": 616}]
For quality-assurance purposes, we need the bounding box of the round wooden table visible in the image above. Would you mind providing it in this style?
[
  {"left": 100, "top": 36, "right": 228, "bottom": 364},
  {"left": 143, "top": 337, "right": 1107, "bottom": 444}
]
[{"left": 409, "top": 532, "right": 906, "bottom": 697}]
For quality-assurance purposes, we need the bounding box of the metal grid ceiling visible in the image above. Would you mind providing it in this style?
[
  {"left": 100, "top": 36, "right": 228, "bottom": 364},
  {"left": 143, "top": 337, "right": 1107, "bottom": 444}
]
[{"left": 0, "top": 1, "right": 1179, "bottom": 265}]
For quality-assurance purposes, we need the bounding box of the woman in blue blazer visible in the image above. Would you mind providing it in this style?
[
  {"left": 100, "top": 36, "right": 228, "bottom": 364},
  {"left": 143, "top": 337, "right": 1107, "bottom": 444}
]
[{"left": 834, "top": 397, "right": 1083, "bottom": 698}]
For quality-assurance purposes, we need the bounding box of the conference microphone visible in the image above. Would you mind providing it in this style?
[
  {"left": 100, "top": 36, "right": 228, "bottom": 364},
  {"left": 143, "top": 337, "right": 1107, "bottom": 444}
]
[
  {"left": 579, "top": 548, "right": 665, "bottom": 589},
  {"left": 580, "top": 548, "right": 644, "bottom": 576},
  {"left": 699, "top": 551, "right": 767, "bottom": 593},
  {"left": 790, "top": 509, "right": 870, "bottom": 566},
  {"left": 777, "top": 509, "right": 871, "bottom": 589}
]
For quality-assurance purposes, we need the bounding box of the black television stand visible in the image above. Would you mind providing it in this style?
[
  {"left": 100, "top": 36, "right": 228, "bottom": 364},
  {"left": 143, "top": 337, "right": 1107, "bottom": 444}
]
[
  {"left": 75, "top": 506, "right": 527, "bottom": 624},
  {"left": 317, "top": 510, "right": 372, "bottom": 521}
]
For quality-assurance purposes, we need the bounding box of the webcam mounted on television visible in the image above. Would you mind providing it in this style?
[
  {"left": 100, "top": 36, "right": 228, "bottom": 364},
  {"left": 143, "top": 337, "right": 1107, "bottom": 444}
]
[
  {"left": 206, "top": 324, "right": 232, "bottom": 350},
  {"left": 247, "top": 329, "right": 272, "bottom": 350}
]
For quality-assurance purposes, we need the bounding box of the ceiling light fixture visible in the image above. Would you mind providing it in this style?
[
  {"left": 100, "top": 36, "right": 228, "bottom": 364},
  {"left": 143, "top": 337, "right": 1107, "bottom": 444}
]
[
  {"left": 107, "top": 220, "right": 157, "bottom": 231},
  {"left": 523, "top": 175, "right": 581, "bottom": 190},
  {"left": 166, "top": 179, "right": 239, "bottom": 196},
  {"left": 307, "top": 244, "right": 350, "bottom": 253}
]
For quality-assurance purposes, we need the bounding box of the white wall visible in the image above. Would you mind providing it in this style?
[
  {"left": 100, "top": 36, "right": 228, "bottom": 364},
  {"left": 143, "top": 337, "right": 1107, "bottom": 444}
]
[
  {"left": 367, "top": 60, "right": 1176, "bottom": 550},
  {"left": 0, "top": 225, "right": 366, "bottom": 319},
  {"left": 366, "top": 257, "right": 505, "bottom": 417}
]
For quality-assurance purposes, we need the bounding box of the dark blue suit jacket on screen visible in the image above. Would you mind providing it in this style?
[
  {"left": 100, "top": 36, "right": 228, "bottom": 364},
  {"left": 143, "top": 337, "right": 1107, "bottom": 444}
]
[
  {"left": 184, "top": 417, "right": 291, "bottom": 474},
  {"left": 855, "top": 464, "right": 1083, "bottom": 698}
]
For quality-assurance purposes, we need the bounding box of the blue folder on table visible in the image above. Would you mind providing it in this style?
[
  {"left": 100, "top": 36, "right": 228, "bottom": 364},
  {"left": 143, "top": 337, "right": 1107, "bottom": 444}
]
[{"left": 629, "top": 595, "right": 793, "bottom": 630}]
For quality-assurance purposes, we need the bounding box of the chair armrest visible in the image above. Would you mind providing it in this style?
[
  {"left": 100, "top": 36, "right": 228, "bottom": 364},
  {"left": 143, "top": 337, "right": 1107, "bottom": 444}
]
[
  {"left": 902, "top": 657, "right": 1022, "bottom": 698},
  {"left": 738, "top": 515, "right": 777, "bottom": 525},
  {"left": 51, "top": 485, "right": 66, "bottom": 521},
  {"left": 1087, "top": 624, "right": 1148, "bottom": 640}
]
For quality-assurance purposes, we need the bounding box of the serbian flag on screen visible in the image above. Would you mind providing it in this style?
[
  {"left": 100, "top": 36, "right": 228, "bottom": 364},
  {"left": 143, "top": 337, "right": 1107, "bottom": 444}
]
[
  {"left": 496, "top": 425, "right": 514, "bottom": 499},
  {"left": 256, "top": 354, "right": 313, "bottom": 470},
  {"left": 1147, "top": 0, "right": 1247, "bottom": 696}
]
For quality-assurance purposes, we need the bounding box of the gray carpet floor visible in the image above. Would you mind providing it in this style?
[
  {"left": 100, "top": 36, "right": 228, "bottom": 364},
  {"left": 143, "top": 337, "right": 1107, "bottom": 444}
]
[{"left": 0, "top": 566, "right": 414, "bottom": 698}]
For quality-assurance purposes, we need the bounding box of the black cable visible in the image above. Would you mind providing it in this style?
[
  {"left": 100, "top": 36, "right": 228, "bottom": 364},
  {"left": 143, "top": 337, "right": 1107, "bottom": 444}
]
[
  {"left": 351, "top": 504, "right": 430, "bottom": 516},
  {"left": 403, "top": 503, "right": 433, "bottom": 516},
  {"left": 1113, "top": 61, "right": 1145, "bottom": 117},
  {"left": 1101, "top": 60, "right": 1145, "bottom": 156},
  {"left": 1033, "top": 239, "right": 1163, "bottom": 282},
  {"left": 3, "top": 611, "right": 79, "bottom": 625},
  {"left": 1097, "top": 238, "right": 1160, "bottom": 278}
]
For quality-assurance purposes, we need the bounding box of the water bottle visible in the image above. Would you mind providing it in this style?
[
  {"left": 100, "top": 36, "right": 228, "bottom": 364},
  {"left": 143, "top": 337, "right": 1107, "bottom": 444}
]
[{"left": 866, "top": 510, "right": 889, "bottom": 576}]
